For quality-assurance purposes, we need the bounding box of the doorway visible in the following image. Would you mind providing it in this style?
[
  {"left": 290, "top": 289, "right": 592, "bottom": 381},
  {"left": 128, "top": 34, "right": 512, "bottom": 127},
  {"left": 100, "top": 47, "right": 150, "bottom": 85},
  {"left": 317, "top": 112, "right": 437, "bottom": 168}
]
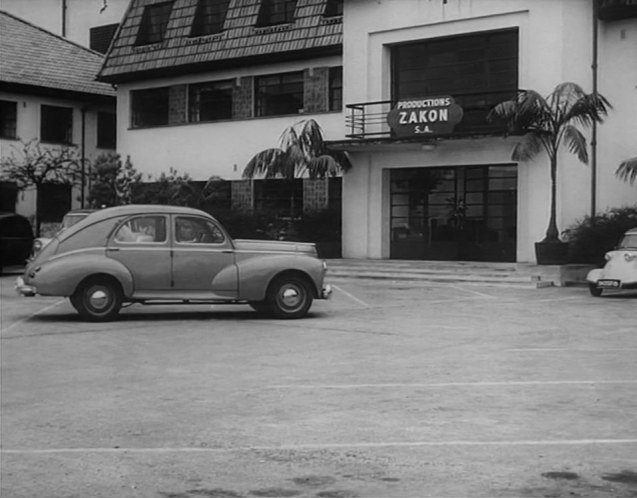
[{"left": 390, "top": 165, "right": 517, "bottom": 262}]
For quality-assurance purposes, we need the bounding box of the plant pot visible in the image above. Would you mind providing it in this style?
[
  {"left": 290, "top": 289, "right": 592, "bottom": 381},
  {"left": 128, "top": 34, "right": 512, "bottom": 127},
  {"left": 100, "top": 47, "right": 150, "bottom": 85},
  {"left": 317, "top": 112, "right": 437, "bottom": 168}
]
[{"left": 535, "top": 240, "right": 569, "bottom": 265}]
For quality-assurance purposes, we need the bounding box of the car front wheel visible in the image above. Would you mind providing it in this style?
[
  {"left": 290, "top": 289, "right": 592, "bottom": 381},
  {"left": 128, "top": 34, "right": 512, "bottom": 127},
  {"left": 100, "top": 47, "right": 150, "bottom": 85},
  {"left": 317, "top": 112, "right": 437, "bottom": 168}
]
[
  {"left": 267, "top": 275, "right": 313, "bottom": 319},
  {"left": 71, "top": 277, "right": 123, "bottom": 321},
  {"left": 588, "top": 283, "right": 603, "bottom": 297}
]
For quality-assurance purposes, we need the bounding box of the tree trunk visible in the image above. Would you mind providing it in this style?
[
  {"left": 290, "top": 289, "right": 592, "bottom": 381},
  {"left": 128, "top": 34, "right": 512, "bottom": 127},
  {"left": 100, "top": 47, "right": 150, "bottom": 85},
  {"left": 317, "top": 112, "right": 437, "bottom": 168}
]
[{"left": 543, "top": 154, "right": 560, "bottom": 242}]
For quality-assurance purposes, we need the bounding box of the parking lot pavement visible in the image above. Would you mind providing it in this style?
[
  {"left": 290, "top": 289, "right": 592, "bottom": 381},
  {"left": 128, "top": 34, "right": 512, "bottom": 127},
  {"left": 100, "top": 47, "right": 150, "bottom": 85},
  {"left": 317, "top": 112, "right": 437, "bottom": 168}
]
[{"left": 1, "top": 274, "right": 636, "bottom": 498}]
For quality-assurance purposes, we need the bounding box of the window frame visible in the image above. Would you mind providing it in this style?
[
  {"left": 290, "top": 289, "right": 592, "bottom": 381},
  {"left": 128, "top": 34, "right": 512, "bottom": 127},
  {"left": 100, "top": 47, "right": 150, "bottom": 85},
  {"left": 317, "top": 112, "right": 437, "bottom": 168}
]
[
  {"left": 190, "top": 0, "right": 230, "bottom": 37},
  {"left": 97, "top": 111, "right": 116, "bottom": 149},
  {"left": 0, "top": 100, "right": 17, "bottom": 139},
  {"left": 188, "top": 79, "right": 234, "bottom": 122},
  {"left": 131, "top": 87, "right": 170, "bottom": 128},
  {"left": 255, "top": 71, "right": 304, "bottom": 117},
  {"left": 328, "top": 66, "right": 343, "bottom": 112},
  {"left": 135, "top": 1, "right": 174, "bottom": 46},
  {"left": 323, "top": 0, "right": 343, "bottom": 18},
  {"left": 256, "top": 0, "right": 298, "bottom": 27},
  {"left": 40, "top": 104, "right": 73, "bottom": 145}
]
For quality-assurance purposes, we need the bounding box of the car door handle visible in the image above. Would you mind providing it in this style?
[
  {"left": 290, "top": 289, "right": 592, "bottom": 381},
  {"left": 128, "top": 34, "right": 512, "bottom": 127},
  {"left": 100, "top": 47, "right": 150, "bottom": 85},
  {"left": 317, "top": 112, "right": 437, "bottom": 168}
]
[
  {"left": 222, "top": 249, "right": 234, "bottom": 254},
  {"left": 106, "top": 247, "right": 120, "bottom": 252}
]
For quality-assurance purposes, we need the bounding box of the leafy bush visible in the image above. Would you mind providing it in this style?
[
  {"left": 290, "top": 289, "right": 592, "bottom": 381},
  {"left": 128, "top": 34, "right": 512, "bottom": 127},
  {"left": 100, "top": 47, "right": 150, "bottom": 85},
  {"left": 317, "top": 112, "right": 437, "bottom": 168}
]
[{"left": 566, "top": 205, "right": 637, "bottom": 265}]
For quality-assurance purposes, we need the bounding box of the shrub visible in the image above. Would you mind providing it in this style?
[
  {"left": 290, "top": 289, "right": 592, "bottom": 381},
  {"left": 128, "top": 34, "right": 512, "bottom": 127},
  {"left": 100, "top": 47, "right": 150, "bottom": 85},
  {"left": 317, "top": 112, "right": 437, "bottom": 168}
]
[{"left": 566, "top": 205, "right": 637, "bottom": 266}]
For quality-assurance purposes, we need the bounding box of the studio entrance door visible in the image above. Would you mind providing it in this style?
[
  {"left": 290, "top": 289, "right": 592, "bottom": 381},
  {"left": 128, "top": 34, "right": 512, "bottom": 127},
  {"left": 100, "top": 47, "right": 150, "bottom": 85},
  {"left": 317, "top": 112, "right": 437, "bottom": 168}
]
[{"left": 390, "top": 165, "right": 517, "bottom": 262}]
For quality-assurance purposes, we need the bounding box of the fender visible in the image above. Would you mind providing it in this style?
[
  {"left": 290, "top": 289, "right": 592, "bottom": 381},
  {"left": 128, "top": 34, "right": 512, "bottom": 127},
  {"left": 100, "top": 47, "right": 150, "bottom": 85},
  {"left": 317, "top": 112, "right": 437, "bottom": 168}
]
[
  {"left": 234, "top": 254, "right": 324, "bottom": 301},
  {"left": 30, "top": 248, "right": 134, "bottom": 297},
  {"left": 586, "top": 268, "right": 603, "bottom": 283}
]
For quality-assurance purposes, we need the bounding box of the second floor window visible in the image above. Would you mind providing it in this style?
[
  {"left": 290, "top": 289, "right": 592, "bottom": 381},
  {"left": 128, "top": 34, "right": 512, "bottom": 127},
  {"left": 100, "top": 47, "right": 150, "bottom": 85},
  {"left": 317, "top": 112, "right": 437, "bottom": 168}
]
[
  {"left": 256, "top": 0, "right": 297, "bottom": 26},
  {"left": 97, "top": 111, "right": 117, "bottom": 149},
  {"left": 189, "top": 80, "right": 233, "bottom": 122},
  {"left": 135, "top": 1, "right": 173, "bottom": 45},
  {"left": 131, "top": 87, "right": 170, "bottom": 127},
  {"left": 0, "top": 100, "right": 17, "bottom": 139},
  {"left": 191, "top": 0, "right": 230, "bottom": 36},
  {"left": 329, "top": 66, "right": 343, "bottom": 111},
  {"left": 41, "top": 105, "right": 73, "bottom": 144},
  {"left": 323, "top": 0, "right": 343, "bottom": 18},
  {"left": 255, "top": 71, "right": 304, "bottom": 117}
]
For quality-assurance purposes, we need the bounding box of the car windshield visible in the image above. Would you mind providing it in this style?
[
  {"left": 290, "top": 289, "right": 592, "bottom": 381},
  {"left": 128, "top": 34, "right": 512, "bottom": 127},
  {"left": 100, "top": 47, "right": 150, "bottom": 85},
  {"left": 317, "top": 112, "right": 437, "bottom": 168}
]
[{"left": 618, "top": 233, "right": 637, "bottom": 250}]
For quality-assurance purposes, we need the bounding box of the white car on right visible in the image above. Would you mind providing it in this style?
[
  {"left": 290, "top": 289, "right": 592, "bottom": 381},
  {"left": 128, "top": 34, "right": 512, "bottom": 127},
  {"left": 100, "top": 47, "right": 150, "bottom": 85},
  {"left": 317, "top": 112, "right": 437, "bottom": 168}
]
[{"left": 587, "top": 227, "right": 637, "bottom": 296}]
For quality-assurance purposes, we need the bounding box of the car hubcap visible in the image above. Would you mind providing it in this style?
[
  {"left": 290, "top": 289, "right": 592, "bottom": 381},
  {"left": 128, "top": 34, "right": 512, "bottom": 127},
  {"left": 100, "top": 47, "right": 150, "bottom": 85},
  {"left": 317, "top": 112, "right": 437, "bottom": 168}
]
[
  {"left": 87, "top": 287, "right": 111, "bottom": 311},
  {"left": 278, "top": 284, "right": 304, "bottom": 311}
]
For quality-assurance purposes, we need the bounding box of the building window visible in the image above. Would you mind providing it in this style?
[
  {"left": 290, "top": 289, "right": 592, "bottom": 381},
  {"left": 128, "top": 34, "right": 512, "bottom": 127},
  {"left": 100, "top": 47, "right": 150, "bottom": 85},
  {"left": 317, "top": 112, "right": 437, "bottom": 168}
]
[
  {"left": 41, "top": 105, "right": 73, "bottom": 144},
  {"left": 97, "top": 111, "right": 116, "bottom": 149},
  {"left": 391, "top": 29, "right": 518, "bottom": 134},
  {"left": 191, "top": 0, "right": 230, "bottom": 36},
  {"left": 328, "top": 66, "right": 342, "bottom": 111},
  {"left": 323, "top": 0, "right": 343, "bottom": 17},
  {"left": 90, "top": 23, "right": 119, "bottom": 53},
  {"left": 131, "top": 87, "right": 170, "bottom": 127},
  {"left": 135, "top": 1, "right": 173, "bottom": 45},
  {"left": 189, "top": 80, "right": 233, "bottom": 122},
  {"left": 0, "top": 100, "right": 17, "bottom": 139},
  {"left": 38, "top": 183, "right": 72, "bottom": 223},
  {"left": 255, "top": 71, "right": 304, "bottom": 117},
  {"left": 256, "top": 0, "right": 297, "bottom": 26}
]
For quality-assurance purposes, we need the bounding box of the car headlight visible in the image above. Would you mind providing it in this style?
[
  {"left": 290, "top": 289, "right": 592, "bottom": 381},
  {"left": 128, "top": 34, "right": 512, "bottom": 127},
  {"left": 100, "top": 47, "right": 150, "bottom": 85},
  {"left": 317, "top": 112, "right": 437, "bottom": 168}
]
[
  {"left": 624, "top": 252, "right": 636, "bottom": 262},
  {"left": 33, "top": 240, "right": 42, "bottom": 252},
  {"left": 605, "top": 252, "right": 612, "bottom": 261}
]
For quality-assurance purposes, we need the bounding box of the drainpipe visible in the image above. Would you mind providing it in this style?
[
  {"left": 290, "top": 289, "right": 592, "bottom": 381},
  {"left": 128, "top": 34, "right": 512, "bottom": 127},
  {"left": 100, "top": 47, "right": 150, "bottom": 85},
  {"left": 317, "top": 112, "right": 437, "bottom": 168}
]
[
  {"left": 81, "top": 106, "right": 87, "bottom": 208},
  {"left": 61, "top": 0, "right": 67, "bottom": 37},
  {"left": 591, "top": 0, "right": 599, "bottom": 217}
]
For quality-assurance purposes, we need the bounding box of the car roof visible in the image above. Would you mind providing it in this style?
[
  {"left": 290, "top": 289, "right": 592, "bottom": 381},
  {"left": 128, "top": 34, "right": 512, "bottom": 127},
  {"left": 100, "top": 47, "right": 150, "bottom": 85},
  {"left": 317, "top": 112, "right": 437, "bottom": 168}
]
[
  {"left": 86, "top": 204, "right": 210, "bottom": 222},
  {"left": 626, "top": 227, "right": 637, "bottom": 235}
]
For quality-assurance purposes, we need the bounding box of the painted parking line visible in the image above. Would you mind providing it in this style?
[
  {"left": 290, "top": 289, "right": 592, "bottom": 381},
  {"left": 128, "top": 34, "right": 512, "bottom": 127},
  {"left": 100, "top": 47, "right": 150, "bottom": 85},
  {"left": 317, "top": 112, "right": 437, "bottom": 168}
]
[
  {"left": 331, "top": 284, "right": 371, "bottom": 308},
  {"left": 3, "top": 438, "right": 637, "bottom": 455},
  {"left": 0, "top": 299, "right": 66, "bottom": 335},
  {"left": 268, "top": 380, "right": 637, "bottom": 390}
]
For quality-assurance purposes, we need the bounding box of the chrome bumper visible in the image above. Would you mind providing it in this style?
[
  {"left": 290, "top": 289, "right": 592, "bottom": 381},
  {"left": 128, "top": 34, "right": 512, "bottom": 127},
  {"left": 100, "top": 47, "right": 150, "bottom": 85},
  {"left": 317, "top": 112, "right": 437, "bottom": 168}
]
[
  {"left": 15, "top": 277, "right": 36, "bottom": 297},
  {"left": 321, "top": 284, "right": 332, "bottom": 299}
]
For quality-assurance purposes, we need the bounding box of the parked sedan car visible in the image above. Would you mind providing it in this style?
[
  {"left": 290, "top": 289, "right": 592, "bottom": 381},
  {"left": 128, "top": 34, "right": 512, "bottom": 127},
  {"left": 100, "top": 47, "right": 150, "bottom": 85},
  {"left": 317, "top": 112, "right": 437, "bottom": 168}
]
[
  {"left": 32, "top": 208, "right": 96, "bottom": 256},
  {"left": 0, "top": 212, "right": 34, "bottom": 274},
  {"left": 16, "top": 205, "right": 332, "bottom": 321},
  {"left": 586, "top": 227, "right": 637, "bottom": 296}
]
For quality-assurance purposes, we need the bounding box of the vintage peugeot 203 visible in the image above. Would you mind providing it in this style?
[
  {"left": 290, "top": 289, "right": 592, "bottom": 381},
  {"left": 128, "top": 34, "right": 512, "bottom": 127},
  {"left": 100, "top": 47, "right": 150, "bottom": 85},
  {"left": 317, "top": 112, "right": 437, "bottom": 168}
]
[
  {"left": 586, "top": 227, "right": 637, "bottom": 296},
  {"left": 16, "top": 205, "right": 332, "bottom": 321}
]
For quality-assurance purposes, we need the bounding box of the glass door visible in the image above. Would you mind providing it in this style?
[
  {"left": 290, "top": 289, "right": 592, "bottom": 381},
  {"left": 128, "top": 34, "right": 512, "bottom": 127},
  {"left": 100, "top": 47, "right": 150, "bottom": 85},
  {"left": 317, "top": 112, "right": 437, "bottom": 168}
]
[{"left": 390, "top": 165, "right": 517, "bottom": 261}]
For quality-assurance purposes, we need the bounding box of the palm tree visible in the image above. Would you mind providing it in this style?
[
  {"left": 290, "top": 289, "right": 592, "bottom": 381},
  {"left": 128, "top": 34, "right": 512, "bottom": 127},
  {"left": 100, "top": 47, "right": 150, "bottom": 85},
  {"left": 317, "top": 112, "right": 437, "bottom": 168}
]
[
  {"left": 488, "top": 82, "right": 611, "bottom": 244},
  {"left": 242, "top": 119, "right": 351, "bottom": 180},
  {"left": 616, "top": 156, "right": 637, "bottom": 185}
]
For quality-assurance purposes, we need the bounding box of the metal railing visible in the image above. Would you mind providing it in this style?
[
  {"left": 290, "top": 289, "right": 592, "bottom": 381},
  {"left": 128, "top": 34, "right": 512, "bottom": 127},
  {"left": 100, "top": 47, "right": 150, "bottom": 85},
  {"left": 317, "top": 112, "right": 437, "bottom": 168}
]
[{"left": 344, "top": 89, "right": 516, "bottom": 140}]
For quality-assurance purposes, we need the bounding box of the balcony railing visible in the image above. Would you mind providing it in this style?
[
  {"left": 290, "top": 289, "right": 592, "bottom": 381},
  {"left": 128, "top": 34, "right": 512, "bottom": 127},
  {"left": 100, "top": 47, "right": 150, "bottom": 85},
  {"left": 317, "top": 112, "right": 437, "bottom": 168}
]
[
  {"left": 598, "top": 0, "right": 637, "bottom": 21},
  {"left": 345, "top": 89, "right": 516, "bottom": 140}
]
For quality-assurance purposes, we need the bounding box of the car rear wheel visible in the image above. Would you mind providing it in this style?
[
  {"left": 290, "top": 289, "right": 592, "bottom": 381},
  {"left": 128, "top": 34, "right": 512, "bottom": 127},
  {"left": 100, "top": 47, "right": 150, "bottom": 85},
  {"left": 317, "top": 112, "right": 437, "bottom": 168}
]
[
  {"left": 71, "top": 277, "right": 123, "bottom": 321},
  {"left": 267, "top": 275, "right": 313, "bottom": 319},
  {"left": 588, "top": 283, "right": 603, "bottom": 297}
]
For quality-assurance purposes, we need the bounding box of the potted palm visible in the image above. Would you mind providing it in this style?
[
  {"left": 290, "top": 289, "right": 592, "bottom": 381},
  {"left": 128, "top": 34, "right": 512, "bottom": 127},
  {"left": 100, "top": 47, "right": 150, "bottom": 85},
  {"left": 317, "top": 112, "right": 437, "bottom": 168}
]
[{"left": 488, "top": 82, "right": 611, "bottom": 264}]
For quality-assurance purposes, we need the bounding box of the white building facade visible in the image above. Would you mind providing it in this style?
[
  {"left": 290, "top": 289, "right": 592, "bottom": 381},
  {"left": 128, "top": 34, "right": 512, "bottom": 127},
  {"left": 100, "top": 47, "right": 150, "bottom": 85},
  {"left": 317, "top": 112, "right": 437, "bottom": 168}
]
[{"left": 337, "top": 0, "right": 636, "bottom": 263}]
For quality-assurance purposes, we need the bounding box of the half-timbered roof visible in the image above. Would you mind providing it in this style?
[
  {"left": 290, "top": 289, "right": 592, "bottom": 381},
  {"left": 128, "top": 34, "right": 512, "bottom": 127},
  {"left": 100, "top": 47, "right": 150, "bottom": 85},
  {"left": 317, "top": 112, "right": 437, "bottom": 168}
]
[
  {"left": 98, "top": 0, "right": 342, "bottom": 83},
  {"left": 0, "top": 10, "right": 115, "bottom": 99}
]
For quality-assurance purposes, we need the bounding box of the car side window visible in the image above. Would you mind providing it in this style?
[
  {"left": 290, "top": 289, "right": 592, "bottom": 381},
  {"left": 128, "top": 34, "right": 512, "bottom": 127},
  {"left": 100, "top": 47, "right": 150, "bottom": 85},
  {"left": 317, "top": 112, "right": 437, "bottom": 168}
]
[
  {"left": 114, "top": 216, "right": 166, "bottom": 243},
  {"left": 175, "top": 216, "right": 225, "bottom": 244}
]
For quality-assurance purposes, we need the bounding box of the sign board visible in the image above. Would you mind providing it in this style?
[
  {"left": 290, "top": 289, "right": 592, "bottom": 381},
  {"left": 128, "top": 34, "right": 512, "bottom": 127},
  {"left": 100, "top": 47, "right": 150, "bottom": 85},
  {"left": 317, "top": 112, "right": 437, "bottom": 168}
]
[{"left": 386, "top": 96, "right": 463, "bottom": 138}]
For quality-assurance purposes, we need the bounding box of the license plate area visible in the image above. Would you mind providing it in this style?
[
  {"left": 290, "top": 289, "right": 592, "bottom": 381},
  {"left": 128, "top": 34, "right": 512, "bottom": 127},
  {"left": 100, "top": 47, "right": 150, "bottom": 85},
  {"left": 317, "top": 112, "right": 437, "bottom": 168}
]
[{"left": 597, "top": 279, "right": 620, "bottom": 288}]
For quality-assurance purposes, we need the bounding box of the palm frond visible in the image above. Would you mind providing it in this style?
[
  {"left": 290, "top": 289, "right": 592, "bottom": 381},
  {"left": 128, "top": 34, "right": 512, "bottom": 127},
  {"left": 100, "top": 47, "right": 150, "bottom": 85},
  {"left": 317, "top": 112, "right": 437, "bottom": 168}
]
[
  {"left": 511, "top": 132, "right": 546, "bottom": 162},
  {"left": 242, "top": 148, "right": 286, "bottom": 179},
  {"left": 298, "top": 119, "right": 327, "bottom": 157},
  {"left": 616, "top": 156, "right": 637, "bottom": 185},
  {"left": 562, "top": 125, "right": 589, "bottom": 164}
]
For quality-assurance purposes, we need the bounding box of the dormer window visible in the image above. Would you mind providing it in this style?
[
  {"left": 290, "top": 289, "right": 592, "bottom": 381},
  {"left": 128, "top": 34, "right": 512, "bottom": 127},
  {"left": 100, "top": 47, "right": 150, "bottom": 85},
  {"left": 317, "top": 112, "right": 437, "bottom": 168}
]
[
  {"left": 323, "top": 0, "right": 343, "bottom": 18},
  {"left": 190, "top": 0, "right": 230, "bottom": 37},
  {"left": 135, "top": 1, "right": 173, "bottom": 46},
  {"left": 256, "top": 0, "right": 298, "bottom": 27}
]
